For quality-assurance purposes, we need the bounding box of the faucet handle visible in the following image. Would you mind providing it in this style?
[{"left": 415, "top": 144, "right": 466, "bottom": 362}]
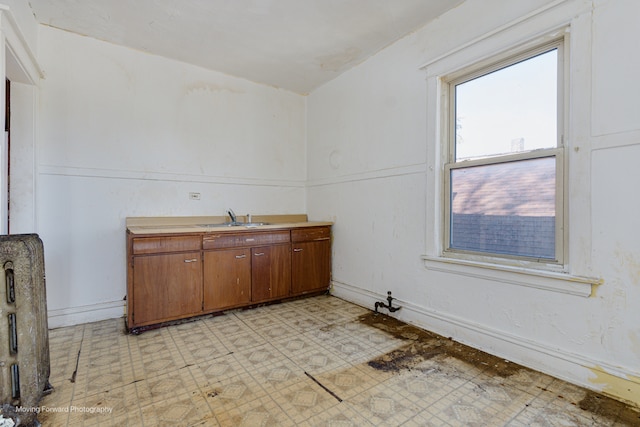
[{"left": 227, "top": 208, "right": 237, "bottom": 223}]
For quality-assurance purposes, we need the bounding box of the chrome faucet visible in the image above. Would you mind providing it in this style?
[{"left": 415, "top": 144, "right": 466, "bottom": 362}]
[{"left": 227, "top": 209, "right": 237, "bottom": 224}]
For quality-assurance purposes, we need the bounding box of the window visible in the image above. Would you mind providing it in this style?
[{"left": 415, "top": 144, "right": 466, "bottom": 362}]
[
  {"left": 423, "top": 17, "right": 598, "bottom": 294},
  {"left": 443, "top": 41, "right": 565, "bottom": 265}
]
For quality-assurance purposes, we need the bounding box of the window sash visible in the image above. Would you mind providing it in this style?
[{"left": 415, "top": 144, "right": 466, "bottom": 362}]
[
  {"left": 442, "top": 39, "right": 566, "bottom": 266},
  {"left": 447, "top": 39, "right": 565, "bottom": 164},
  {"left": 444, "top": 148, "right": 564, "bottom": 264}
]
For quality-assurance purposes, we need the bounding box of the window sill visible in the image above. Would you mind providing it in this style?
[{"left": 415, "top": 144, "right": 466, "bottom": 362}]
[{"left": 421, "top": 255, "right": 600, "bottom": 297}]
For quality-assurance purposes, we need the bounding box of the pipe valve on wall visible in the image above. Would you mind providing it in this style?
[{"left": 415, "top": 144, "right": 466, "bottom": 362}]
[{"left": 374, "top": 291, "right": 401, "bottom": 313}]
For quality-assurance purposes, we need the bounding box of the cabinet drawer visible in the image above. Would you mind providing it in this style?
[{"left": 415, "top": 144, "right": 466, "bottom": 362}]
[
  {"left": 291, "top": 226, "right": 330, "bottom": 243},
  {"left": 132, "top": 236, "right": 201, "bottom": 255},
  {"left": 203, "top": 231, "right": 290, "bottom": 249}
]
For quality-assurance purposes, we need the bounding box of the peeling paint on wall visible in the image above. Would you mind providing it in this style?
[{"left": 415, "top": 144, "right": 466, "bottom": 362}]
[{"left": 588, "top": 365, "right": 640, "bottom": 408}]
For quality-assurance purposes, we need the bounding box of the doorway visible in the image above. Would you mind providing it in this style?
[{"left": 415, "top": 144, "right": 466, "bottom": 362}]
[{"left": 1, "top": 78, "right": 9, "bottom": 234}]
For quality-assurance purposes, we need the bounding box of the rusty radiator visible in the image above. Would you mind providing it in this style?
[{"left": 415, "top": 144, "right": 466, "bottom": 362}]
[{"left": 0, "top": 234, "right": 52, "bottom": 426}]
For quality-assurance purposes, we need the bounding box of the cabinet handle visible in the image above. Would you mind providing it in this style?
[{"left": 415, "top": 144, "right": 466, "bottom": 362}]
[
  {"left": 235, "top": 254, "right": 246, "bottom": 259},
  {"left": 184, "top": 258, "right": 198, "bottom": 263},
  {"left": 254, "top": 252, "right": 265, "bottom": 256},
  {"left": 245, "top": 238, "right": 256, "bottom": 242},
  {"left": 293, "top": 248, "right": 303, "bottom": 252}
]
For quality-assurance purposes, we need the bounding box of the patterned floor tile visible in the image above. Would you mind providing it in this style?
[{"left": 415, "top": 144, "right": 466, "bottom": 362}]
[
  {"left": 271, "top": 377, "right": 343, "bottom": 424},
  {"left": 402, "top": 409, "right": 454, "bottom": 427},
  {"left": 508, "top": 379, "right": 640, "bottom": 427},
  {"left": 424, "top": 379, "right": 537, "bottom": 427},
  {"left": 134, "top": 366, "right": 202, "bottom": 408},
  {"left": 212, "top": 327, "right": 268, "bottom": 353},
  {"left": 510, "top": 402, "right": 601, "bottom": 427},
  {"left": 204, "top": 313, "right": 254, "bottom": 339},
  {"left": 272, "top": 334, "right": 321, "bottom": 359},
  {"left": 348, "top": 381, "right": 424, "bottom": 426},
  {"left": 209, "top": 390, "right": 295, "bottom": 427},
  {"left": 312, "top": 364, "right": 383, "bottom": 400},
  {"left": 201, "top": 371, "right": 271, "bottom": 416},
  {"left": 140, "top": 393, "right": 216, "bottom": 427},
  {"left": 48, "top": 324, "right": 85, "bottom": 382},
  {"left": 301, "top": 400, "right": 376, "bottom": 427},
  {"left": 303, "top": 322, "right": 355, "bottom": 345},
  {"left": 36, "top": 295, "right": 639, "bottom": 427},
  {"left": 253, "top": 322, "right": 302, "bottom": 341},
  {"left": 234, "top": 342, "right": 291, "bottom": 370},
  {"left": 236, "top": 311, "right": 282, "bottom": 330},
  {"left": 168, "top": 321, "right": 232, "bottom": 365},
  {"left": 127, "top": 327, "right": 188, "bottom": 382},
  {"left": 283, "top": 314, "right": 330, "bottom": 333},
  {"left": 308, "top": 308, "right": 361, "bottom": 326},
  {"left": 288, "top": 343, "right": 351, "bottom": 375},
  {"left": 381, "top": 366, "right": 467, "bottom": 408}
]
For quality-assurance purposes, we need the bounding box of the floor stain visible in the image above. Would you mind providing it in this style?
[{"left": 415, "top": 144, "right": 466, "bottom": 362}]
[
  {"left": 579, "top": 391, "right": 640, "bottom": 425},
  {"left": 360, "top": 312, "right": 520, "bottom": 377},
  {"left": 359, "top": 312, "right": 640, "bottom": 425}
]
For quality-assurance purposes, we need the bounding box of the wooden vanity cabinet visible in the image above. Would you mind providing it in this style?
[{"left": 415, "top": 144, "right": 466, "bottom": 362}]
[
  {"left": 128, "top": 235, "right": 203, "bottom": 329},
  {"left": 202, "top": 230, "right": 291, "bottom": 309},
  {"left": 127, "top": 224, "right": 331, "bottom": 332},
  {"left": 203, "top": 248, "right": 251, "bottom": 311},
  {"left": 291, "top": 226, "right": 331, "bottom": 296},
  {"left": 251, "top": 244, "right": 291, "bottom": 302}
]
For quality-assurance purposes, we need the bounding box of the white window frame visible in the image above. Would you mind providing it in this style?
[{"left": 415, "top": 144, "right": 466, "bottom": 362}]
[
  {"left": 421, "top": 8, "right": 600, "bottom": 297},
  {"left": 443, "top": 40, "right": 566, "bottom": 269}
]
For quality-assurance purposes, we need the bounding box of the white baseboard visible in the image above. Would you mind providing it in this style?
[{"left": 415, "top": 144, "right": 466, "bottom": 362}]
[
  {"left": 48, "top": 300, "right": 125, "bottom": 329},
  {"left": 331, "top": 280, "right": 640, "bottom": 407}
]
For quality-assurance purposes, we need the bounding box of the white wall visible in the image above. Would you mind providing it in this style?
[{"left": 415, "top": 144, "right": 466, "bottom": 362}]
[
  {"left": 1, "top": 1, "right": 40, "bottom": 236},
  {"left": 307, "top": 0, "right": 640, "bottom": 407},
  {"left": 36, "top": 26, "right": 307, "bottom": 327},
  {"left": 9, "top": 82, "right": 37, "bottom": 233}
]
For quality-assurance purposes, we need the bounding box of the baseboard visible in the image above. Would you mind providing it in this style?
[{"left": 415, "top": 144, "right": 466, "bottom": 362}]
[
  {"left": 48, "top": 300, "right": 125, "bottom": 329},
  {"left": 331, "top": 280, "right": 640, "bottom": 408}
]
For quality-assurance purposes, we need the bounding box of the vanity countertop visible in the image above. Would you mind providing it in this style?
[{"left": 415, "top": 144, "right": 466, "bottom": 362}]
[{"left": 126, "top": 215, "right": 332, "bottom": 235}]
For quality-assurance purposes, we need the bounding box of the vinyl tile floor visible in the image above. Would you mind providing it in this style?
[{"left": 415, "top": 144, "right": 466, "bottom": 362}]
[{"left": 37, "top": 295, "right": 639, "bottom": 426}]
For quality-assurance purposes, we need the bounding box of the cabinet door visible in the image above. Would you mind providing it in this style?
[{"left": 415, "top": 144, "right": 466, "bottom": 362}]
[
  {"left": 203, "top": 249, "right": 251, "bottom": 310},
  {"left": 291, "top": 240, "right": 331, "bottom": 295},
  {"left": 132, "top": 252, "right": 202, "bottom": 326},
  {"left": 252, "top": 244, "right": 291, "bottom": 303}
]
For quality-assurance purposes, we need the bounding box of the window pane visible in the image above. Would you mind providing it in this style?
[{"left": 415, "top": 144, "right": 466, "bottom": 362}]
[
  {"left": 455, "top": 49, "right": 557, "bottom": 161},
  {"left": 450, "top": 157, "right": 556, "bottom": 259}
]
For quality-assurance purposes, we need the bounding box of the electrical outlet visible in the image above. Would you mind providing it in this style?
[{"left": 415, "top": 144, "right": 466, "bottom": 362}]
[{"left": 189, "top": 192, "right": 201, "bottom": 200}]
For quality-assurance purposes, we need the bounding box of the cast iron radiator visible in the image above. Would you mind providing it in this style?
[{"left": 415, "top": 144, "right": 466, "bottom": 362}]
[{"left": 0, "top": 234, "right": 52, "bottom": 426}]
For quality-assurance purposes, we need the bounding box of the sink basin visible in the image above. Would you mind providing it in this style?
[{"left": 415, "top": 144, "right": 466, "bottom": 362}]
[{"left": 197, "top": 222, "right": 270, "bottom": 227}]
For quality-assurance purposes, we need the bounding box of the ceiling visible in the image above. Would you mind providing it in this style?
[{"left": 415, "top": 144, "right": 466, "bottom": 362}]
[{"left": 28, "top": 0, "right": 463, "bottom": 94}]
